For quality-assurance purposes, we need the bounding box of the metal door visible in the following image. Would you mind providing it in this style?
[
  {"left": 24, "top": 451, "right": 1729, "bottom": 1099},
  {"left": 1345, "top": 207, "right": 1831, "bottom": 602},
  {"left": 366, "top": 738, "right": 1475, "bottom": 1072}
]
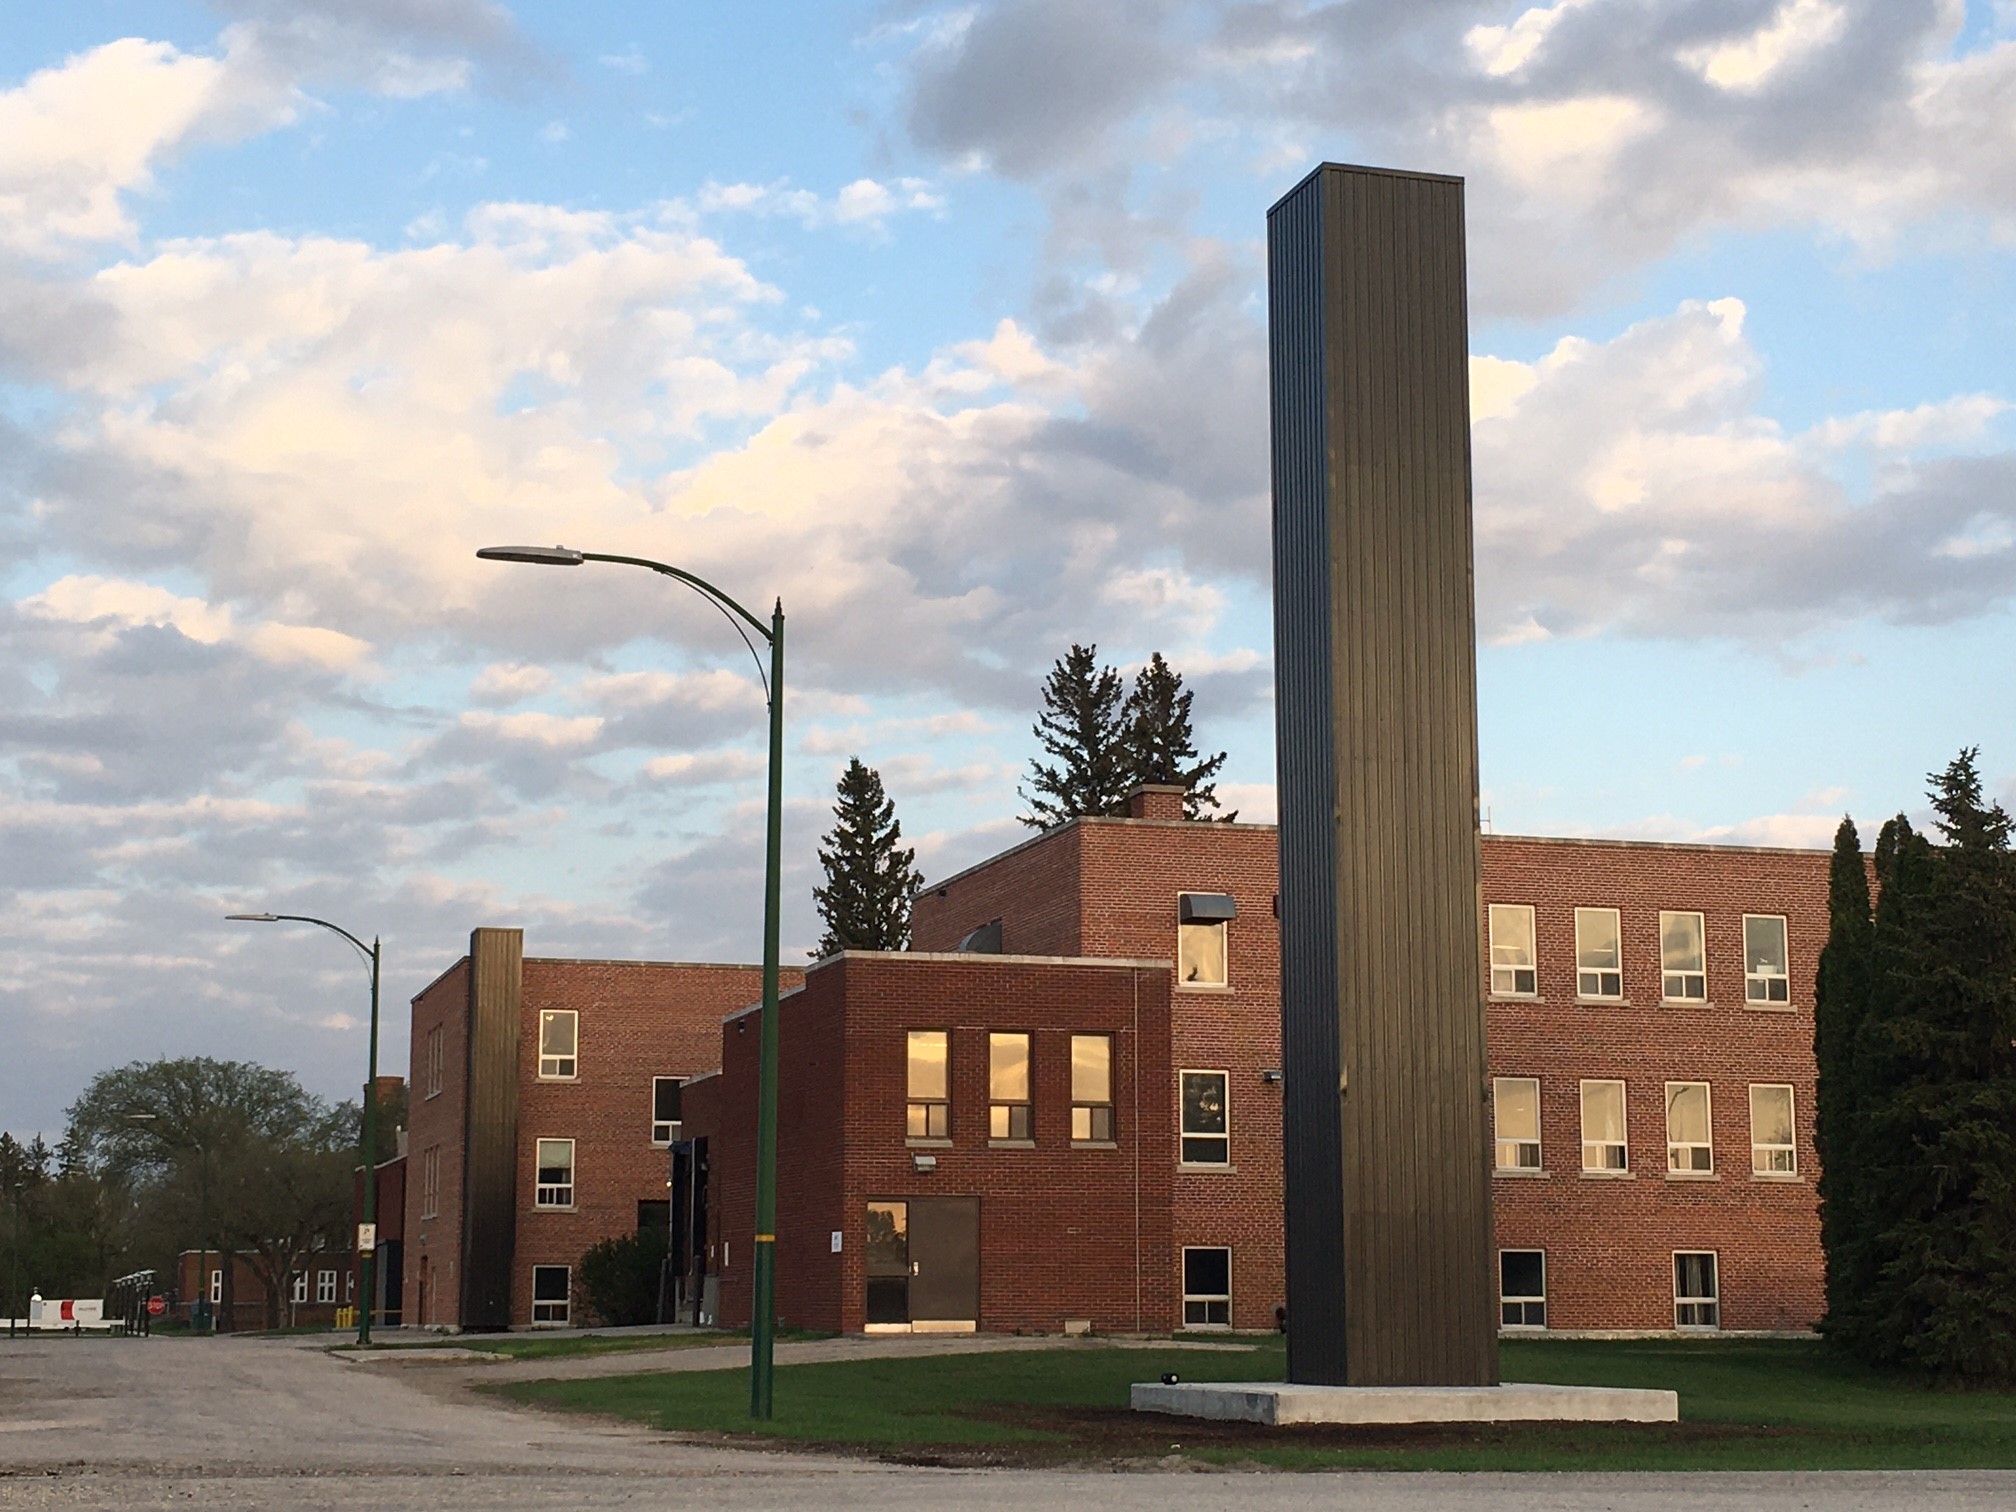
[{"left": 908, "top": 1197, "right": 979, "bottom": 1324}]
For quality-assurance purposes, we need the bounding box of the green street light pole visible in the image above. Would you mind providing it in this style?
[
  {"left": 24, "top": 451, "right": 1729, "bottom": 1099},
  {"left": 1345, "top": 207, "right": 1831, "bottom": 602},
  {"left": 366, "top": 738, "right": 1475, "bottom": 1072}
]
[
  {"left": 227, "top": 912, "right": 382, "bottom": 1348},
  {"left": 477, "top": 544, "right": 785, "bottom": 1420}
]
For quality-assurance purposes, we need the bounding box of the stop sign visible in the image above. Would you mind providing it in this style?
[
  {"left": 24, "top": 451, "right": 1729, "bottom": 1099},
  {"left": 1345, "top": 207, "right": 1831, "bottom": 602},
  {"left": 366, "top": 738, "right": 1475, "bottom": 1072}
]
[{"left": 146, "top": 1296, "right": 166, "bottom": 1317}]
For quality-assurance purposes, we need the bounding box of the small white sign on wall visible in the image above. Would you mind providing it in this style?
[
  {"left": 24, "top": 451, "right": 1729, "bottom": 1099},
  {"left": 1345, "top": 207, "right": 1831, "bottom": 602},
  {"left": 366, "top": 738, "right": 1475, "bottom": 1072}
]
[{"left": 830, "top": 1230, "right": 843, "bottom": 1253}]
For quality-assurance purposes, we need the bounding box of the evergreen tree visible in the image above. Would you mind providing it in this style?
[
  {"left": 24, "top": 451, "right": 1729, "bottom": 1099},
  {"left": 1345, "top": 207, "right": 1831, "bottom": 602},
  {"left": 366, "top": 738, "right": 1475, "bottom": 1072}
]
[
  {"left": 811, "top": 758, "right": 923, "bottom": 956},
  {"left": 1845, "top": 752, "right": 2016, "bottom": 1382},
  {"left": 1122, "top": 652, "right": 1234, "bottom": 820},
  {"left": 1019, "top": 644, "right": 1130, "bottom": 828},
  {"left": 1812, "top": 815, "right": 1874, "bottom": 1343}
]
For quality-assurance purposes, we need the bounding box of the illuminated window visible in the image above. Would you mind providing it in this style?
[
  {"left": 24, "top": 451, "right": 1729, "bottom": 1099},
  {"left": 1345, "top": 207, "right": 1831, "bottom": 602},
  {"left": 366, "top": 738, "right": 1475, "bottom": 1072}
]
[
  {"left": 1580, "top": 1080, "right": 1628, "bottom": 1171},
  {"left": 538, "top": 1010, "right": 578, "bottom": 1080},
  {"left": 1070, "top": 1034, "right": 1114, "bottom": 1142},
  {"left": 1489, "top": 905, "right": 1538, "bottom": 996},
  {"left": 1660, "top": 912, "right": 1707, "bottom": 1002},
  {"left": 534, "top": 1138, "right": 575, "bottom": 1208},
  {"left": 907, "top": 1030, "right": 949, "bottom": 1139},
  {"left": 989, "top": 1032, "right": 1032, "bottom": 1141},
  {"left": 1744, "top": 916, "right": 1790, "bottom": 1004},
  {"left": 1493, "top": 1077, "right": 1542, "bottom": 1171},
  {"left": 1575, "top": 907, "right": 1623, "bottom": 999},
  {"left": 1666, "top": 1082, "right": 1713, "bottom": 1173},
  {"left": 1750, "top": 1084, "right": 1797, "bottom": 1175},
  {"left": 1177, "top": 894, "right": 1234, "bottom": 987}
]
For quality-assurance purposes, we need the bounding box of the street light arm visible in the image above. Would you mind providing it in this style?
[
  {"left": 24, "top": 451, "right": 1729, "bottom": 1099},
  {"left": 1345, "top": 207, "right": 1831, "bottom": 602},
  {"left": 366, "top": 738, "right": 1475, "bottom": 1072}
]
[{"left": 575, "top": 553, "right": 772, "bottom": 642}]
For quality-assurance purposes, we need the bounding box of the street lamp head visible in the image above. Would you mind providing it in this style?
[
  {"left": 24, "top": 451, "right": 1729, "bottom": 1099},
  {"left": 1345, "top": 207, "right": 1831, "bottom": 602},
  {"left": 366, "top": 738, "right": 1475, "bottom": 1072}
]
[
  {"left": 476, "top": 545, "right": 586, "bottom": 566},
  {"left": 225, "top": 913, "right": 280, "bottom": 922}
]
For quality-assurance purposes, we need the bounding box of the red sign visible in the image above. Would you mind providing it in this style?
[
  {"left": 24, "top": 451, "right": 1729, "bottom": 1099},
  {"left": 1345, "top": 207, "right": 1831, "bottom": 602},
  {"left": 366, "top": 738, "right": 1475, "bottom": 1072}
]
[{"left": 146, "top": 1296, "right": 166, "bottom": 1317}]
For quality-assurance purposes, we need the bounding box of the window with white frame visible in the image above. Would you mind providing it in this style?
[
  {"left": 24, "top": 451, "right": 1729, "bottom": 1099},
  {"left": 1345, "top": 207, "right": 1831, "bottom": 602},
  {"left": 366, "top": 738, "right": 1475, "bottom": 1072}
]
[
  {"left": 1180, "top": 1071, "right": 1229, "bottom": 1165},
  {"left": 209, "top": 1269, "right": 222, "bottom": 1305},
  {"left": 538, "top": 1009, "right": 578, "bottom": 1080},
  {"left": 1181, "top": 1247, "right": 1231, "bottom": 1327},
  {"left": 1488, "top": 904, "right": 1538, "bottom": 996},
  {"left": 534, "top": 1138, "right": 575, "bottom": 1208},
  {"left": 531, "top": 1264, "right": 570, "bottom": 1324},
  {"left": 1071, "top": 1034, "right": 1115, "bottom": 1142},
  {"left": 426, "top": 1024, "right": 444, "bottom": 1098},
  {"left": 1743, "top": 915, "right": 1791, "bottom": 1004},
  {"left": 1493, "top": 1077, "right": 1542, "bottom": 1171},
  {"left": 989, "top": 1032, "right": 1032, "bottom": 1140},
  {"left": 1499, "top": 1250, "right": 1546, "bottom": 1328},
  {"left": 1674, "top": 1252, "right": 1719, "bottom": 1328},
  {"left": 651, "top": 1077, "right": 683, "bottom": 1145},
  {"left": 421, "top": 1145, "right": 441, "bottom": 1219},
  {"left": 1580, "top": 1080, "right": 1628, "bottom": 1171},
  {"left": 1177, "top": 894, "right": 1233, "bottom": 988},
  {"left": 1575, "top": 907, "right": 1624, "bottom": 999},
  {"left": 1666, "top": 1082, "right": 1713, "bottom": 1173},
  {"left": 317, "top": 1270, "right": 337, "bottom": 1304},
  {"left": 907, "top": 1030, "right": 949, "bottom": 1139},
  {"left": 345, "top": 1271, "right": 355, "bottom": 1301},
  {"left": 1660, "top": 911, "right": 1708, "bottom": 1001},
  {"left": 291, "top": 1272, "right": 309, "bottom": 1304},
  {"left": 1750, "top": 1084, "right": 1797, "bottom": 1175}
]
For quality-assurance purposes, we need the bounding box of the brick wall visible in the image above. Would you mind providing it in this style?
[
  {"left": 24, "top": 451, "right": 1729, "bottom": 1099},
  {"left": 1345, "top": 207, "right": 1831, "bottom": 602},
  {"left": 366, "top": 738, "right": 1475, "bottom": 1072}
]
[
  {"left": 910, "top": 825, "right": 1085, "bottom": 957},
  {"left": 404, "top": 958, "right": 469, "bottom": 1328}
]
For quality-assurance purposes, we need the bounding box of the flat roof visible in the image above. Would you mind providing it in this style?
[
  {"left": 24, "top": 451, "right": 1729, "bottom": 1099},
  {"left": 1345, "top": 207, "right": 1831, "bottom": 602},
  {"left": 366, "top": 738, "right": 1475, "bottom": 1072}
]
[{"left": 720, "top": 950, "right": 1173, "bottom": 1023}]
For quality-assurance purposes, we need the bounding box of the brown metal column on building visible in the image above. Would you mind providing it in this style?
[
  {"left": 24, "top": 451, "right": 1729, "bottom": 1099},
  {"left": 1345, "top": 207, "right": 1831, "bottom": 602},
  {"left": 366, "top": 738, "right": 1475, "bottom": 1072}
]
[
  {"left": 460, "top": 927, "right": 523, "bottom": 1330},
  {"left": 1268, "top": 163, "right": 1496, "bottom": 1387}
]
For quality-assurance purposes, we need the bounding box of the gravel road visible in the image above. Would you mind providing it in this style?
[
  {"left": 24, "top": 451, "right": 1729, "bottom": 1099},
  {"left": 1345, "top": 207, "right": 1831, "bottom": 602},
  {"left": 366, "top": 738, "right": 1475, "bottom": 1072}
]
[{"left": 3, "top": 1333, "right": 2009, "bottom": 1511}]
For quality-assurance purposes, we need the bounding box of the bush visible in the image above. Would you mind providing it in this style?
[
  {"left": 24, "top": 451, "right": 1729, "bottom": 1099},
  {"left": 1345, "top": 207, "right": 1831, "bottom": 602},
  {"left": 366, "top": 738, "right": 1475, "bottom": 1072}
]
[{"left": 576, "top": 1227, "right": 669, "bottom": 1328}]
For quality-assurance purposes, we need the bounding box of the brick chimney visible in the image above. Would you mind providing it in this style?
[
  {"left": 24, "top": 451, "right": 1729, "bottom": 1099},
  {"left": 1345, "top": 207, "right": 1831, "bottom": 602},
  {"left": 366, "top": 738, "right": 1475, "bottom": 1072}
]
[{"left": 1125, "top": 783, "right": 1188, "bottom": 821}]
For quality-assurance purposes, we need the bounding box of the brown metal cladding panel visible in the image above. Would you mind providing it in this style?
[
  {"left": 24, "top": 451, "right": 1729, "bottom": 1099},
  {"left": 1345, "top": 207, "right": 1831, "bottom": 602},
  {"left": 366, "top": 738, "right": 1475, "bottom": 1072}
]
[
  {"left": 460, "top": 926, "right": 522, "bottom": 1329},
  {"left": 1270, "top": 163, "right": 1495, "bottom": 1386}
]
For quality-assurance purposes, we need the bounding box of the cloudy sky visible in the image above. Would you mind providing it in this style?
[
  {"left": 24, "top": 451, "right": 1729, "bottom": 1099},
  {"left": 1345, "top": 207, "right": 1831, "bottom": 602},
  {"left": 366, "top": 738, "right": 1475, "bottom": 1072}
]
[{"left": 5, "top": 0, "right": 2015, "bottom": 1137}]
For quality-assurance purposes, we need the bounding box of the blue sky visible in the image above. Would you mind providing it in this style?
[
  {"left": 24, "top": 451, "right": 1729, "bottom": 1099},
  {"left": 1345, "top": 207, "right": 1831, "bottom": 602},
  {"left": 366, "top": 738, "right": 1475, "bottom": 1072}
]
[{"left": 4, "top": 0, "right": 2015, "bottom": 1135}]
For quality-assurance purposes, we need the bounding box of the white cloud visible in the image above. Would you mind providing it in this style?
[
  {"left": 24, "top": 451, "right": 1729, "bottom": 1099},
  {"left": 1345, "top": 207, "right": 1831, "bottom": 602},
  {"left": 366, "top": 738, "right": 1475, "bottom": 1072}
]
[
  {"left": 692, "top": 176, "right": 945, "bottom": 231},
  {"left": 1680, "top": 0, "right": 1849, "bottom": 92},
  {"left": 21, "top": 575, "right": 369, "bottom": 670}
]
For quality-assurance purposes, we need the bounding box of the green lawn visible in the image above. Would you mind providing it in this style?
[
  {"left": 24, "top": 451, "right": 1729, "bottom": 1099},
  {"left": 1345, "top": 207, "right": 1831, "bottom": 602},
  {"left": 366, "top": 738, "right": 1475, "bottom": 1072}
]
[
  {"left": 356, "top": 1327, "right": 831, "bottom": 1362},
  {"left": 496, "top": 1336, "right": 2016, "bottom": 1470}
]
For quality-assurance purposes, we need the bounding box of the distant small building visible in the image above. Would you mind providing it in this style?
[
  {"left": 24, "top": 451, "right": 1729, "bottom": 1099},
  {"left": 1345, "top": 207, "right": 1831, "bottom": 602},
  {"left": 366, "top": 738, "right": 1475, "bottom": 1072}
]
[{"left": 172, "top": 1248, "right": 357, "bottom": 1331}]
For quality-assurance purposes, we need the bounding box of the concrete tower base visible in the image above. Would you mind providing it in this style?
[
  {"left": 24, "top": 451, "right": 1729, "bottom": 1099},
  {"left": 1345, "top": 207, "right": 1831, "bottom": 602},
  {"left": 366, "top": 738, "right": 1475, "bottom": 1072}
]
[{"left": 1131, "top": 1380, "right": 1678, "bottom": 1426}]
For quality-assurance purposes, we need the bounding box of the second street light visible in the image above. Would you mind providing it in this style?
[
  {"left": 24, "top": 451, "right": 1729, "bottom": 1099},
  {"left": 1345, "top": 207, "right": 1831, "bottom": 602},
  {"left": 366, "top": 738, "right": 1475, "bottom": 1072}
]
[
  {"left": 226, "top": 911, "right": 384, "bottom": 1348},
  {"left": 476, "top": 542, "right": 786, "bottom": 1421}
]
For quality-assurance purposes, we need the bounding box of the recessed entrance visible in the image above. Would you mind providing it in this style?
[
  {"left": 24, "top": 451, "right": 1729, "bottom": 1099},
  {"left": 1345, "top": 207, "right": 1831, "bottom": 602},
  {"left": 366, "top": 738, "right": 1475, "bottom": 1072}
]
[{"left": 864, "top": 1197, "right": 978, "bottom": 1333}]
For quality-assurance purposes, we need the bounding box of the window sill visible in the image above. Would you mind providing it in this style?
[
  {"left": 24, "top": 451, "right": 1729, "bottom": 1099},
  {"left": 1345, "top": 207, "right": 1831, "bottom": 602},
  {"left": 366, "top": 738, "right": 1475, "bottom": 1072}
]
[
  {"left": 1750, "top": 1172, "right": 1804, "bottom": 1183},
  {"left": 1493, "top": 1167, "right": 1550, "bottom": 1178},
  {"left": 1664, "top": 1171, "right": 1720, "bottom": 1182},
  {"left": 1489, "top": 994, "right": 1544, "bottom": 1005},
  {"left": 1177, "top": 1162, "right": 1237, "bottom": 1174},
  {"left": 906, "top": 1137, "right": 953, "bottom": 1149},
  {"left": 987, "top": 1138, "right": 1036, "bottom": 1150},
  {"left": 425, "top": 1089, "right": 442, "bottom": 1100},
  {"left": 532, "top": 1204, "right": 577, "bottom": 1213},
  {"left": 535, "top": 1076, "right": 579, "bottom": 1084},
  {"left": 1579, "top": 1170, "right": 1634, "bottom": 1180},
  {"left": 1575, "top": 997, "right": 1631, "bottom": 1007},
  {"left": 1179, "top": 1322, "right": 1233, "bottom": 1334},
  {"left": 1175, "top": 983, "right": 1233, "bottom": 994},
  {"left": 1743, "top": 1002, "right": 1799, "bottom": 1014},
  {"left": 1071, "top": 1140, "right": 1119, "bottom": 1150},
  {"left": 1660, "top": 1000, "right": 1714, "bottom": 1010}
]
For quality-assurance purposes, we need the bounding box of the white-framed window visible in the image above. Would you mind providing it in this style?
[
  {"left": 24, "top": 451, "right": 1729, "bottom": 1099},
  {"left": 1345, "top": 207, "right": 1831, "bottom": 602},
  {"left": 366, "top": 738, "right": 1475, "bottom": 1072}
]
[
  {"left": 1660, "top": 912, "right": 1707, "bottom": 1002},
  {"left": 1665, "top": 1082, "right": 1713, "bottom": 1173},
  {"left": 1499, "top": 1249, "right": 1546, "bottom": 1328},
  {"left": 1181, "top": 1246, "right": 1231, "bottom": 1328},
  {"left": 1750, "top": 1084, "right": 1797, "bottom": 1175},
  {"left": 317, "top": 1270, "right": 337, "bottom": 1304},
  {"left": 1674, "top": 1251, "right": 1719, "bottom": 1329},
  {"left": 907, "top": 1030, "right": 949, "bottom": 1139},
  {"left": 989, "top": 1032, "right": 1032, "bottom": 1140},
  {"left": 531, "top": 1264, "right": 570, "bottom": 1325},
  {"left": 538, "top": 1009, "right": 578, "bottom": 1080},
  {"left": 1176, "top": 894, "right": 1231, "bottom": 988},
  {"left": 209, "top": 1269, "right": 222, "bottom": 1305},
  {"left": 1575, "top": 907, "right": 1624, "bottom": 999},
  {"left": 1179, "top": 1071, "right": 1230, "bottom": 1165},
  {"left": 345, "top": 1271, "right": 355, "bottom": 1301},
  {"left": 1743, "top": 915, "right": 1791, "bottom": 1004},
  {"left": 1488, "top": 904, "right": 1538, "bottom": 996},
  {"left": 1493, "top": 1077, "right": 1542, "bottom": 1171},
  {"left": 426, "top": 1024, "right": 444, "bottom": 1098},
  {"left": 534, "top": 1137, "right": 575, "bottom": 1208},
  {"left": 1071, "top": 1033, "right": 1115, "bottom": 1142},
  {"left": 421, "top": 1145, "right": 441, "bottom": 1219},
  {"left": 651, "top": 1077, "right": 683, "bottom": 1146},
  {"left": 291, "top": 1272, "right": 309, "bottom": 1304},
  {"left": 1580, "top": 1079, "right": 1628, "bottom": 1172}
]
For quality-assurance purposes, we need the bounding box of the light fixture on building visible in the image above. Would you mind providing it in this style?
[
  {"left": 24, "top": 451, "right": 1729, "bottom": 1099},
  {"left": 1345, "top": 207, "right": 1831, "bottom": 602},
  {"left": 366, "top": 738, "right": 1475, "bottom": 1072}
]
[
  {"left": 913, "top": 1153, "right": 937, "bottom": 1174},
  {"left": 1260, "top": 1069, "right": 1283, "bottom": 1085}
]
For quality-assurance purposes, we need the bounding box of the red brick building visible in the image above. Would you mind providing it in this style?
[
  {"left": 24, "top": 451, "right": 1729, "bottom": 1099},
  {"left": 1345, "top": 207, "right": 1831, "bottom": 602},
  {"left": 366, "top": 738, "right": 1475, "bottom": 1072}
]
[
  {"left": 402, "top": 791, "right": 1830, "bottom": 1336},
  {"left": 400, "top": 930, "right": 797, "bottom": 1329},
  {"left": 173, "top": 1248, "right": 358, "bottom": 1330}
]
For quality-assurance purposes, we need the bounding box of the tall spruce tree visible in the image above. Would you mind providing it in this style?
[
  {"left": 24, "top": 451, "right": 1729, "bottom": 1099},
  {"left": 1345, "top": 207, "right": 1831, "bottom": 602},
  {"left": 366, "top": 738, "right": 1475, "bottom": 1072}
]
[
  {"left": 1849, "top": 752, "right": 2016, "bottom": 1381},
  {"left": 1019, "top": 644, "right": 1130, "bottom": 828},
  {"left": 1122, "top": 652, "right": 1233, "bottom": 820},
  {"left": 811, "top": 758, "right": 923, "bottom": 956},
  {"left": 1812, "top": 815, "right": 1874, "bottom": 1343}
]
